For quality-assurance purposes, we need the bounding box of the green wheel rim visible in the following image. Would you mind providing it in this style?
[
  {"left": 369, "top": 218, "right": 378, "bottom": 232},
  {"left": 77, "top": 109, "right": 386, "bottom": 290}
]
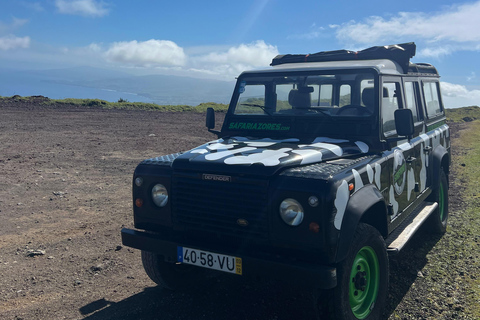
[
  {"left": 439, "top": 182, "right": 445, "bottom": 221},
  {"left": 349, "top": 246, "right": 380, "bottom": 319}
]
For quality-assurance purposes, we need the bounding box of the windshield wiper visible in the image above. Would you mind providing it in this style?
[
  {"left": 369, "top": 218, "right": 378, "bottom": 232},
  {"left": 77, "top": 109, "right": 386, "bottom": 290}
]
[
  {"left": 240, "top": 103, "right": 273, "bottom": 116},
  {"left": 304, "top": 107, "right": 332, "bottom": 117}
]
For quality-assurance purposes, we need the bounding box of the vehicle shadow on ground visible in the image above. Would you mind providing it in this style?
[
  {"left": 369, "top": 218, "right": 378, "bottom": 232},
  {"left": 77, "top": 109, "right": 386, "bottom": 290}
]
[
  {"left": 384, "top": 227, "right": 444, "bottom": 318},
  {"left": 80, "top": 275, "right": 317, "bottom": 320}
]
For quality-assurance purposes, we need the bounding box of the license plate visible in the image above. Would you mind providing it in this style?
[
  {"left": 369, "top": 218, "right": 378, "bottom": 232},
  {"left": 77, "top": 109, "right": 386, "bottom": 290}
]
[{"left": 177, "top": 246, "right": 242, "bottom": 275}]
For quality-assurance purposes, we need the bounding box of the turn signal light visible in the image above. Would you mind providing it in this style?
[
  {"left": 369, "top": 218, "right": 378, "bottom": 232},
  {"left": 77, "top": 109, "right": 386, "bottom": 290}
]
[
  {"left": 135, "top": 198, "right": 144, "bottom": 208},
  {"left": 349, "top": 183, "right": 354, "bottom": 191},
  {"left": 309, "top": 222, "right": 320, "bottom": 233}
]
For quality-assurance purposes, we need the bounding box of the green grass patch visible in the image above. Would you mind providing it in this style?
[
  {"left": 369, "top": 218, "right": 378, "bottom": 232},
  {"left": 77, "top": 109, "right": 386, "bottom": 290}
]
[
  {"left": 446, "top": 106, "right": 480, "bottom": 123},
  {"left": 444, "top": 121, "right": 480, "bottom": 318},
  {"left": 0, "top": 95, "right": 229, "bottom": 113}
]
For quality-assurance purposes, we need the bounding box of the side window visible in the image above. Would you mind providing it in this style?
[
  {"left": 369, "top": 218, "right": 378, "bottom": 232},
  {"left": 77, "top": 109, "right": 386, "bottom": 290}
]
[
  {"left": 382, "top": 82, "right": 401, "bottom": 134},
  {"left": 404, "top": 81, "right": 419, "bottom": 122},
  {"left": 339, "top": 84, "right": 351, "bottom": 107},
  {"left": 423, "top": 81, "right": 442, "bottom": 118},
  {"left": 318, "top": 84, "right": 333, "bottom": 106},
  {"left": 235, "top": 84, "right": 266, "bottom": 114}
]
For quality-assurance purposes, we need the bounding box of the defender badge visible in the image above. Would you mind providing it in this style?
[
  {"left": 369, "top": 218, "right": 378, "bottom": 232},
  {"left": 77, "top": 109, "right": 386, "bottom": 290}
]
[
  {"left": 202, "top": 174, "right": 232, "bottom": 182},
  {"left": 236, "top": 219, "right": 249, "bottom": 227}
]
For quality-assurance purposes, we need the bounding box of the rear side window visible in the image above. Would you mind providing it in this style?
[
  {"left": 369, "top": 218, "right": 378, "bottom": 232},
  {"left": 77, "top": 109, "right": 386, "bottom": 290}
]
[{"left": 423, "top": 82, "right": 442, "bottom": 118}]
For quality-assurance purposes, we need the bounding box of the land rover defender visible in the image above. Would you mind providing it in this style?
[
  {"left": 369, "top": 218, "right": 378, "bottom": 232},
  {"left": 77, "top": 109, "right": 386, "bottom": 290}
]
[{"left": 121, "top": 43, "right": 450, "bottom": 320}]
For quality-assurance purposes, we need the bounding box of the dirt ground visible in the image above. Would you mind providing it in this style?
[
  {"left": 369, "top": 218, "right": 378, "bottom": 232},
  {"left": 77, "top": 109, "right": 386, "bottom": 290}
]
[{"left": 0, "top": 101, "right": 470, "bottom": 319}]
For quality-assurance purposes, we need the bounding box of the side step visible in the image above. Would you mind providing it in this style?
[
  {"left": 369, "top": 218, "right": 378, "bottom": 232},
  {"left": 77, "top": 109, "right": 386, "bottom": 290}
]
[{"left": 385, "top": 202, "right": 438, "bottom": 254}]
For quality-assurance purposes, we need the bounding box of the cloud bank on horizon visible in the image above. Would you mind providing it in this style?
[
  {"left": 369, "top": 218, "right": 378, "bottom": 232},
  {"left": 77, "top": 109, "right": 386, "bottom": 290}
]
[{"left": 0, "top": 0, "right": 479, "bottom": 108}]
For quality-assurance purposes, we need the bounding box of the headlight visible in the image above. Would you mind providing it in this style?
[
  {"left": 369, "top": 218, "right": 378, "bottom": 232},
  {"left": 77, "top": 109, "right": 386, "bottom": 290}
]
[
  {"left": 152, "top": 184, "right": 168, "bottom": 207},
  {"left": 279, "top": 198, "right": 304, "bottom": 226}
]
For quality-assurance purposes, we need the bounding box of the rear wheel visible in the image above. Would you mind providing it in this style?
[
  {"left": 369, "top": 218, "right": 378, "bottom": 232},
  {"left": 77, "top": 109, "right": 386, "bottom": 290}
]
[
  {"left": 315, "top": 223, "right": 388, "bottom": 319},
  {"left": 141, "top": 250, "right": 202, "bottom": 290},
  {"left": 426, "top": 168, "right": 449, "bottom": 234}
]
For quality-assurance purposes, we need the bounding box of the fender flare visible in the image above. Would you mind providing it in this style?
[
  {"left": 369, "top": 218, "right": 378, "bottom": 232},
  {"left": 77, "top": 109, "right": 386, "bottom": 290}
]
[
  {"left": 432, "top": 145, "right": 450, "bottom": 189},
  {"left": 335, "top": 184, "right": 387, "bottom": 263}
]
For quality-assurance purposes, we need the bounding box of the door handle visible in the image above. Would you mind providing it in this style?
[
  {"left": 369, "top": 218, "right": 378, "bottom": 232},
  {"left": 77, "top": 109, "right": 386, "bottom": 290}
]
[
  {"left": 424, "top": 146, "right": 432, "bottom": 152},
  {"left": 406, "top": 156, "right": 416, "bottom": 163}
]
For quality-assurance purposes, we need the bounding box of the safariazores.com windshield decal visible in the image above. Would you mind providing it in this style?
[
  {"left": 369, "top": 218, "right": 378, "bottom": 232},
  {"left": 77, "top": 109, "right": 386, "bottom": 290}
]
[
  {"left": 183, "top": 137, "right": 369, "bottom": 167},
  {"left": 228, "top": 122, "right": 291, "bottom": 131}
]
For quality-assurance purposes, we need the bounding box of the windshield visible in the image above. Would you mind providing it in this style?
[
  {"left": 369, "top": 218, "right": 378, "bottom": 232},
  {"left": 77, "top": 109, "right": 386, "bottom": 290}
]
[{"left": 233, "top": 72, "right": 375, "bottom": 117}]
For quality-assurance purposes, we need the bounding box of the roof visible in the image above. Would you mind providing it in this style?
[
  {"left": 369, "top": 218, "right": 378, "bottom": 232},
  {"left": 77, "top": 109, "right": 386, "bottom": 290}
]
[{"left": 241, "top": 59, "right": 405, "bottom": 76}]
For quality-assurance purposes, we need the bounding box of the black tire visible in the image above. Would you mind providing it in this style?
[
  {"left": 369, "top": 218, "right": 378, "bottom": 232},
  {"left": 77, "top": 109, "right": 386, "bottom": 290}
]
[
  {"left": 315, "top": 223, "right": 389, "bottom": 320},
  {"left": 141, "top": 250, "right": 202, "bottom": 290},
  {"left": 426, "top": 168, "right": 449, "bottom": 234}
]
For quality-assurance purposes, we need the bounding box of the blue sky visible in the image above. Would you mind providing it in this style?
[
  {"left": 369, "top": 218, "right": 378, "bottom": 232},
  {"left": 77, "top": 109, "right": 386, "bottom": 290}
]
[{"left": 1, "top": 0, "right": 480, "bottom": 108}]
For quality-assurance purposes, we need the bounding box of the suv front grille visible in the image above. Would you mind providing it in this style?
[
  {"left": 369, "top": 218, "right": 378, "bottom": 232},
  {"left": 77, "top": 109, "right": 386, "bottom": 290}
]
[{"left": 172, "top": 173, "right": 269, "bottom": 240}]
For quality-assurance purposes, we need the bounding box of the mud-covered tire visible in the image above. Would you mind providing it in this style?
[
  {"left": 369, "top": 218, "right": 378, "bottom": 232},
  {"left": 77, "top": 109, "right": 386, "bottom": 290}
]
[
  {"left": 426, "top": 168, "right": 449, "bottom": 234},
  {"left": 141, "top": 250, "right": 202, "bottom": 290},
  {"left": 315, "top": 223, "right": 389, "bottom": 320}
]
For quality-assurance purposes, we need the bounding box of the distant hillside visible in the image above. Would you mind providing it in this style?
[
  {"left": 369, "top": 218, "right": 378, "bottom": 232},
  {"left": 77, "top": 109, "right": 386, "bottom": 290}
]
[
  {"left": 0, "top": 66, "right": 235, "bottom": 106},
  {"left": 60, "top": 73, "right": 235, "bottom": 106},
  {"left": 446, "top": 106, "right": 480, "bottom": 122}
]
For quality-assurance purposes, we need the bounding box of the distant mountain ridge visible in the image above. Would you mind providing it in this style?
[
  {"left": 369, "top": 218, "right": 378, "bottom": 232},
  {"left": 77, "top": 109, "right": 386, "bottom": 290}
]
[{"left": 0, "top": 66, "right": 235, "bottom": 105}]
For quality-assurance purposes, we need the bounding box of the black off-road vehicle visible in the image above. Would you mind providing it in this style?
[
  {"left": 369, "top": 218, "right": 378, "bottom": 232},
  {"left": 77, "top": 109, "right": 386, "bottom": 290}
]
[{"left": 121, "top": 43, "right": 450, "bottom": 320}]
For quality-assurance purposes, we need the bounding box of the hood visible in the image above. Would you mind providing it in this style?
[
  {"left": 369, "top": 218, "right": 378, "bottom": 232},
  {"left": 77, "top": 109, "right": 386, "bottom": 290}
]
[{"left": 172, "top": 136, "right": 369, "bottom": 176}]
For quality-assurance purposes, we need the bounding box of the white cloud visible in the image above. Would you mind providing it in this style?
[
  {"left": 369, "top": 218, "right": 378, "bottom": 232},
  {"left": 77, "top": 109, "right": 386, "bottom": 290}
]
[
  {"left": 330, "top": 1, "right": 480, "bottom": 60},
  {"left": 0, "top": 17, "right": 29, "bottom": 34},
  {"left": 441, "top": 82, "right": 480, "bottom": 108},
  {"left": 55, "top": 0, "right": 109, "bottom": 17},
  {"left": 0, "top": 35, "right": 30, "bottom": 51},
  {"left": 418, "top": 46, "right": 455, "bottom": 58},
  {"left": 336, "top": 2, "right": 480, "bottom": 45},
  {"left": 105, "top": 39, "right": 186, "bottom": 67},
  {"left": 198, "top": 41, "right": 278, "bottom": 66},
  {"left": 193, "top": 41, "right": 278, "bottom": 78}
]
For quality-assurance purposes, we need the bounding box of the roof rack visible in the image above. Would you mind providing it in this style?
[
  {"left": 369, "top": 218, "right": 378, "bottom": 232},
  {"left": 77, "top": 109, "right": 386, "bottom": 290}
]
[
  {"left": 271, "top": 42, "right": 417, "bottom": 73},
  {"left": 407, "top": 62, "right": 438, "bottom": 75}
]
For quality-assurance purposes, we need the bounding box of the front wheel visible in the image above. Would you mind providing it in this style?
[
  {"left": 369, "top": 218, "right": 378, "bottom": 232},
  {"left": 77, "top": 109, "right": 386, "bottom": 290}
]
[
  {"left": 316, "top": 223, "right": 389, "bottom": 319},
  {"left": 141, "top": 250, "right": 203, "bottom": 290},
  {"left": 426, "top": 168, "right": 449, "bottom": 234}
]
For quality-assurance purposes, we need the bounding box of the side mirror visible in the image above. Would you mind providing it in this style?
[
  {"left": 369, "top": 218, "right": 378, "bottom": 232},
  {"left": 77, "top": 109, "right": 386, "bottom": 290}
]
[
  {"left": 206, "top": 107, "right": 215, "bottom": 129},
  {"left": 394, "top": 108, "right": 414, "bottom": 138}
]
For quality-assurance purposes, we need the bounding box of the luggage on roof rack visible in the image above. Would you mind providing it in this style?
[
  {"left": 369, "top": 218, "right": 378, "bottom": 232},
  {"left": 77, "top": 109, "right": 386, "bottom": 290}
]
[{"left": 271, "top": 42, "right": 416, "bottom": 73}]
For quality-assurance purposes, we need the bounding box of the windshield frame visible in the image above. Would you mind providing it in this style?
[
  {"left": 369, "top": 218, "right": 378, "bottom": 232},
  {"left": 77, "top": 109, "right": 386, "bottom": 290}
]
[
  {"left": 228, "top": 68, "right": 379, "bottom": 117},
  {"left": 221, "top": 67, "right": 381, "bottom": 142}
]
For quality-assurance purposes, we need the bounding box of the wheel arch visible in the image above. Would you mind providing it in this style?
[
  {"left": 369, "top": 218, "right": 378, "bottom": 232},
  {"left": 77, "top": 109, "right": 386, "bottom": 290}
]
[
  {"left": 335, "top": 184, "right": 388, "bottom": 263},
  {"left": 432, "top": 145, "right": 450, "bottom": 188}
]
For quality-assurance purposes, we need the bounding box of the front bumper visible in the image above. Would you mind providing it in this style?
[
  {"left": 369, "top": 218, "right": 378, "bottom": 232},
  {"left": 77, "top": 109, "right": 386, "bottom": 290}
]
[{"left": 121, "top": 228, "right": 337, "bottom": 289}]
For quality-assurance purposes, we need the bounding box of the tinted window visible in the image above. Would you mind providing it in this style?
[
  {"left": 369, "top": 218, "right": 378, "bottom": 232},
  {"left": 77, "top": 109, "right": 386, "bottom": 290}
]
[
  {"left": 318, "top": 84, "right": 333, "bottom": 106},
  {"left": 339, "top": 84, "right": 351, "bottom": 107},
  {"left": 423, "top": 82, "right": 442, "bottom": 118}
]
